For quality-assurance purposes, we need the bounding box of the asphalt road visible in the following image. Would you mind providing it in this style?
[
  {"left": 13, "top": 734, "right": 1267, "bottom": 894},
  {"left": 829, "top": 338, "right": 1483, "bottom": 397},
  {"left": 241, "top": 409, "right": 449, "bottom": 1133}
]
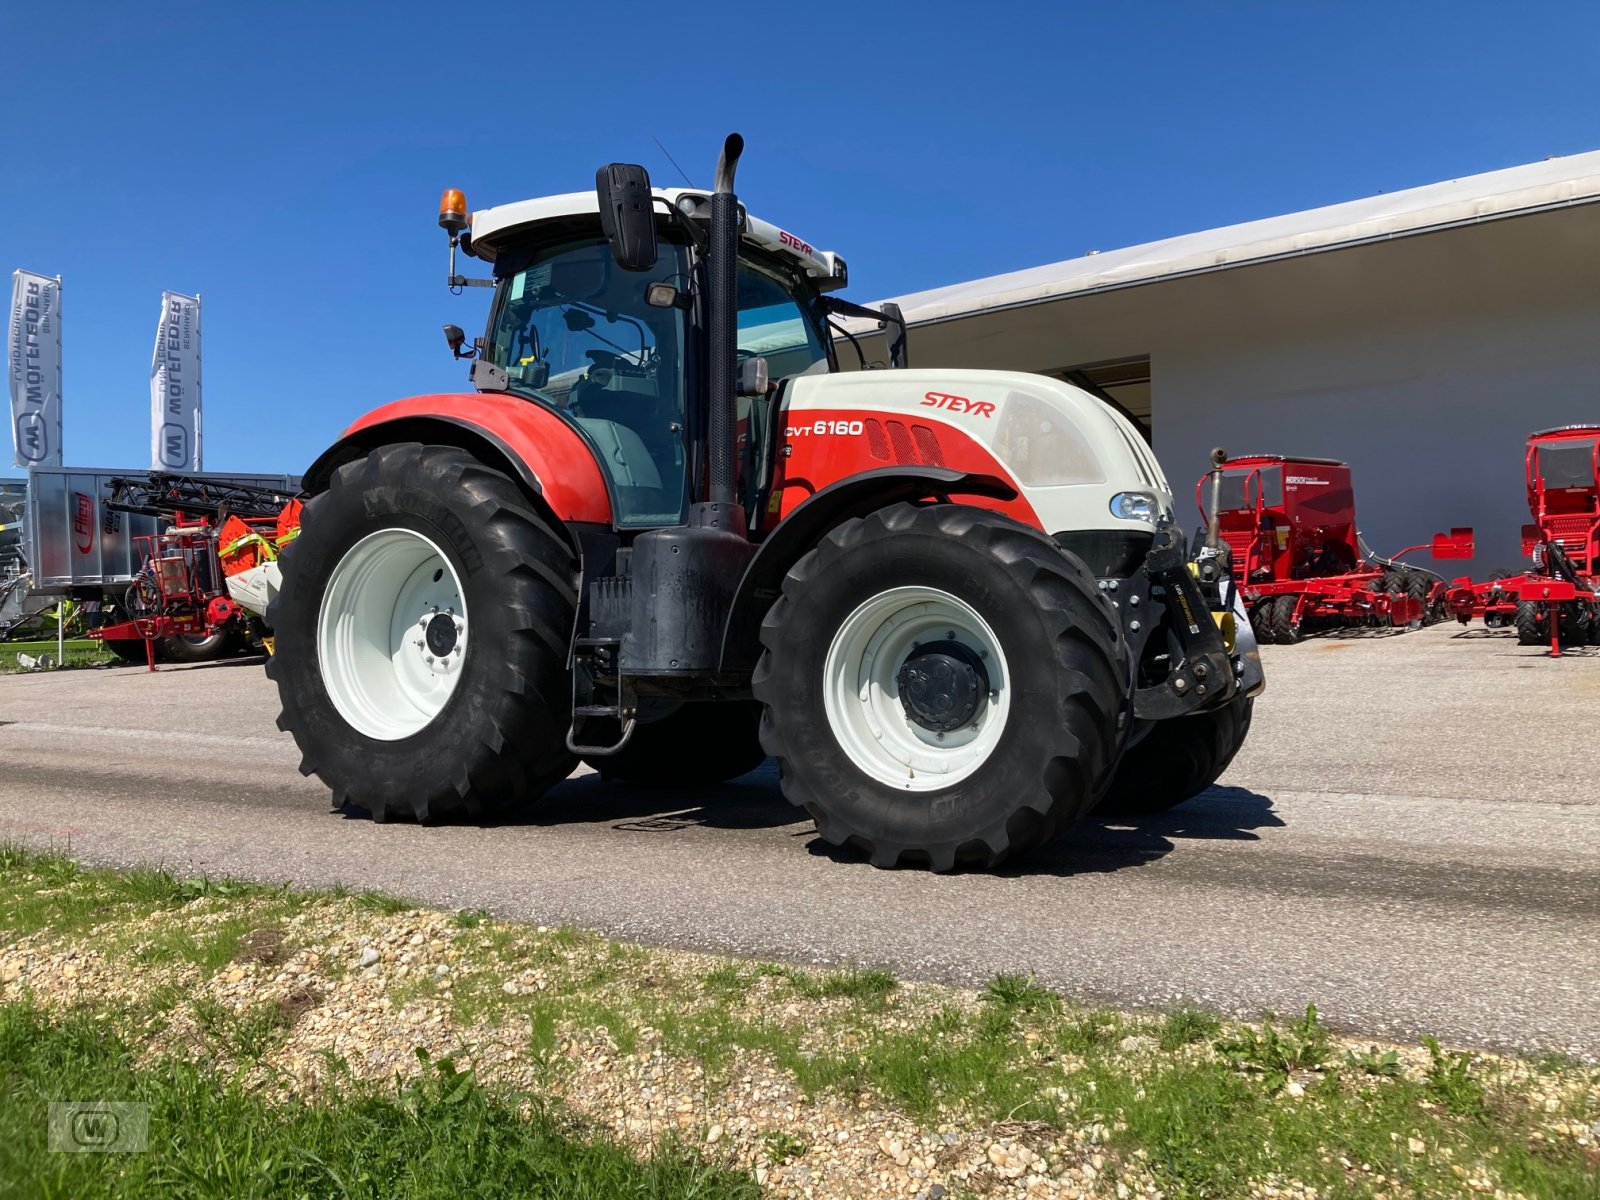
[{"left": 3, "top": 623, "right": 1598, "bottom": 1057}]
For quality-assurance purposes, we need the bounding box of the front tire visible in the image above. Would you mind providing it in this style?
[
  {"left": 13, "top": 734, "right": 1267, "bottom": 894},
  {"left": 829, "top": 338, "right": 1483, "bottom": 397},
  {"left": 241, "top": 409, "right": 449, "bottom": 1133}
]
[
  {"left": 754, "top": 504, "right": 1127, "bottom": 871},
  {"left": 267, "top": 444, "right": 578, "bottom": 821},
  {"left": 1096, "top": 698, "right": 1254, "bottom": 818}
]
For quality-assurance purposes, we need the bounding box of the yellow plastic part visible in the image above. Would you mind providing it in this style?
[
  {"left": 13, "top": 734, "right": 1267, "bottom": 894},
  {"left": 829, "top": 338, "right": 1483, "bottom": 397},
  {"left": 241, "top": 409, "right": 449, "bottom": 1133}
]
[{"left": 1187, "top": 561, "right": 1238, "bottom": 653}]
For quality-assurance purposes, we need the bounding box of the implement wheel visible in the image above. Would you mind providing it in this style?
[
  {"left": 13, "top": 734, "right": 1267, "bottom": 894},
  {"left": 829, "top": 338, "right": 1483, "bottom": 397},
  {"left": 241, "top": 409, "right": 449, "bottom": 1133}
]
[
  {"left": 1404, "top": 573, "right": 1438, "bottom": 625},
  {"left": 583, "top": 701, "right": 767, "bottom": 786},
  {"left": 267, "top": 443, "right": 578, "bottom": 821},
  {"left": 1483, "top": 569, "right": 1513, "bottom": 629},
  {"left": 754, "top": 503, "right": 1125, "bottom": 871},
  {"left": 1097, "top": 698, "right": 1254, "bottom": 819},
  {"left": 1269, "top": 594, "right": 1302, "bottom": 644},
  {"left": 160, "top": 629, "right": 241, "bottom": 663},
  {"left": 1514, "top": 601, "right": 1544, "bottom": 646}
]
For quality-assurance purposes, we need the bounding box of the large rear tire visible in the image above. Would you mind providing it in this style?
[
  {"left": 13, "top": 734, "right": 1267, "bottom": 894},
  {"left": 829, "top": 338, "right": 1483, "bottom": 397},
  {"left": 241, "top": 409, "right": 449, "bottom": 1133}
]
[
  {"left": 583, "top": 701, "right": 767, "bottom": 786},
  {"left": 266, "top": 444, "right": 578, "bottom": 821},
  {"left": 1096, "top": 698, "right": 1254, "bottom": 819},
  {"left": 754, "top": 504, "right": 1126, "bottom": 871}
]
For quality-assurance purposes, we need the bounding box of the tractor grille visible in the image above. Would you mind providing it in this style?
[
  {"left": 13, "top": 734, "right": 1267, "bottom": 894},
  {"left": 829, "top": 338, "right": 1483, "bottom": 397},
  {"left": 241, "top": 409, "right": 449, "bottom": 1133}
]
[{"left": 864, "top": 419, "right": 945, "bottom": 467}]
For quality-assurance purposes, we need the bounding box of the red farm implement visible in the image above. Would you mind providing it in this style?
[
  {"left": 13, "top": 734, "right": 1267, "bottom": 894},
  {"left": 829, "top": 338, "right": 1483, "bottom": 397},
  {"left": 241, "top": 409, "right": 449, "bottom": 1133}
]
[
  {"left": 87, "top": 523, "right": 236, "bottom": 670},
  {"left": 1199, "top": 454, "right": 1473, "bottom": 645},
  {"left": 1446, "top": 425, "right": 1600, "bottom": 654},
  {"left": 84, "top": 473, "right": 301, "bottom": 668}
]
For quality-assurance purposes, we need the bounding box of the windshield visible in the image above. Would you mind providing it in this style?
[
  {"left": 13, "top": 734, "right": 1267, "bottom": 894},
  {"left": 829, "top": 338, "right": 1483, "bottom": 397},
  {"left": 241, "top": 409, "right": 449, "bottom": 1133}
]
[
  {"left": 1536, "top": 439, "right": 1598, "bottom": 490},
  {"left": 489, "top": 236, "right": 690, "bottom": 527},
  {"left": 737, "top": 259, "right": 829, "bottom": 378}
]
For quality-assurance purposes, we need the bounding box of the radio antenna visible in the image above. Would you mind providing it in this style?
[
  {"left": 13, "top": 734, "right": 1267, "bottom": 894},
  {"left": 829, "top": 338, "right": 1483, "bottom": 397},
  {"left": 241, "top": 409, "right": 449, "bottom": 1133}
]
[{"left": 652, "top": 135, "right": 695, "bottom": 188}]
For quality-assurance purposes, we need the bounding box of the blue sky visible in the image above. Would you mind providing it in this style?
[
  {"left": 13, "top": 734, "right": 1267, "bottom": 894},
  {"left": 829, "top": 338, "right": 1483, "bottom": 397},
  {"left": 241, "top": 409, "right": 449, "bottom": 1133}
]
[{"left": 3, "top": 0, "right": 1598, "bottom": 475}]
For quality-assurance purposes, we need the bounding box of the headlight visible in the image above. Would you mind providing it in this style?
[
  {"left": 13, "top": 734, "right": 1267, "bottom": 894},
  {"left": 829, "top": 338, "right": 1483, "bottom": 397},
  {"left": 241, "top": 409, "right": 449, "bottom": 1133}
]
[{"left": 1110, "top": 491, "right": 1158, "bottom": 522}]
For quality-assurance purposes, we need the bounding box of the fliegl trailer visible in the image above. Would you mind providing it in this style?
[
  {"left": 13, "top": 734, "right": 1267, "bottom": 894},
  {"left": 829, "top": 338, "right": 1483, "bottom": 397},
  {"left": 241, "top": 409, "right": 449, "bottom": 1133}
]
[
  {"left": 1201, "top": 454, "right": 1472, "bottom": 645},
  {"left": 1446, "top": 425, "right": 1600, "bottom": 653},
  {"left": 262, "top": 134, "right": 1266, "bottom": 872}
]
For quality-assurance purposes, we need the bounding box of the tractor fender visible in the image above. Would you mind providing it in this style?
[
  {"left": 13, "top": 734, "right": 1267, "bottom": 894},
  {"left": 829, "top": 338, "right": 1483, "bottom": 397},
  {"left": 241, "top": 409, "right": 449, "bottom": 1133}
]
[
  {"left": 301, "top": 395, "right": 612, "bottom": 552},
  {"left": 719, "top": 466, "right": 1023, "bottom": 672}
]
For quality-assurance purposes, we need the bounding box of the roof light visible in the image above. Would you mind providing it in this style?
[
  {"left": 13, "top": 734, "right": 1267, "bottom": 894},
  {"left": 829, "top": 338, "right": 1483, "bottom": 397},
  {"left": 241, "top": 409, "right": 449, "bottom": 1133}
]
[{"left": 438, "top": 188, "right": 468, "bottom": 234}]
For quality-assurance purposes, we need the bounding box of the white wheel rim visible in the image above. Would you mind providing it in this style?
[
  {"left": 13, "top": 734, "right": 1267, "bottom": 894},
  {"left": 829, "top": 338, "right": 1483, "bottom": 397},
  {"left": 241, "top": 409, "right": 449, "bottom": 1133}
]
[
  {"left": 822, "top": 586, "right": 1010, "bottom": 792},
  {"left": 317, "top": 528, "right": 468, "bottom": 741}
]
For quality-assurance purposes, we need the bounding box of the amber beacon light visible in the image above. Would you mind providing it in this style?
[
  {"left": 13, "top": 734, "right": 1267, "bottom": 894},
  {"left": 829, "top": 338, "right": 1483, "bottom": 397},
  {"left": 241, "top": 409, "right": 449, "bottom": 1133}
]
[{"left": 438, "top": 188, "right": 468, "bottom": 233}]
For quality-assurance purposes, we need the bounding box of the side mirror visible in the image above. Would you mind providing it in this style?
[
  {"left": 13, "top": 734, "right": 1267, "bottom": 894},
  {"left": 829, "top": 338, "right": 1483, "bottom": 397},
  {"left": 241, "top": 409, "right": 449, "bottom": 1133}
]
[
  {"left": 595, "top": 163, "right": 658, "bottom": 272},
  {"left": 738, "top": 356, "right": 769, "bottom": 397},
  {"left": 1430, "top": 528, "right": 1475, "bottom": 560},
  {"left": 879, "top": 302, "right": 909, "bottom": 369}
]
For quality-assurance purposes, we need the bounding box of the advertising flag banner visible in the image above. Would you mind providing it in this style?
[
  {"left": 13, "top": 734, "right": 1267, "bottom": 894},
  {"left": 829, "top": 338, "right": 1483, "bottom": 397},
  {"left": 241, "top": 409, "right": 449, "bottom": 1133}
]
[
  {"left": 8, "top": 270, "right": 63, "bottom": 469},
  {"left": 150, "top": 290, "right": 202, "bottom": 471}
]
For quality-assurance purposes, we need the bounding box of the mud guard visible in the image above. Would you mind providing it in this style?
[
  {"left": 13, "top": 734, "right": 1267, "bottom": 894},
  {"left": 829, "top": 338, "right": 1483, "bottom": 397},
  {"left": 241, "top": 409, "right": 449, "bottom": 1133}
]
[{"left": 718, "top": 467, "right": 1022, "bottom": 673}]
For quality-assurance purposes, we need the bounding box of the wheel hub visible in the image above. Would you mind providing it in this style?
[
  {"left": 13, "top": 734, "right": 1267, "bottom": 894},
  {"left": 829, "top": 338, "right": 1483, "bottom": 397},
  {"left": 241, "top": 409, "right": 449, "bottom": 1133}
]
[
  {"left": 424, "top": 611, "right": 459, "bottom": 657},
  {"left": 896, "top": 640, "right": 990, "bottom": 732}
]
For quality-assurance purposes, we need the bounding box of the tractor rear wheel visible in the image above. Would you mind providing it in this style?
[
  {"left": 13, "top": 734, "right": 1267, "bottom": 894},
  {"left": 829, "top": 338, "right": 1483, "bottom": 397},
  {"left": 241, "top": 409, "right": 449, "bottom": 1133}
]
[
  {"left": 583, "top": 701, "right": 767, "bottom": 786},
  {"left": 1096, "top": 698, "right": 1254, "bottom": 819},
  {"left": 754, "top": 503, "right": 1125, "bottom": 871},
  {"left": 267, "top": 443, "right": 578, "bottom": 821},
  {"left": 1269, "top": 594, "right": 1301, "bottom": 644}
]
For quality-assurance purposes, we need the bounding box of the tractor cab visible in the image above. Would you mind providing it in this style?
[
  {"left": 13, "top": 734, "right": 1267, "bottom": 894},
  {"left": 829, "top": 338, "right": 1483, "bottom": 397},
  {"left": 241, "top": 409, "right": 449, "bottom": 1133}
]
[
  {"left": 439, "top": 185, "right": 860, "bottom": 529},
  {"left": 1525, "top": 426, "right": 1600, "bottom": 573}
]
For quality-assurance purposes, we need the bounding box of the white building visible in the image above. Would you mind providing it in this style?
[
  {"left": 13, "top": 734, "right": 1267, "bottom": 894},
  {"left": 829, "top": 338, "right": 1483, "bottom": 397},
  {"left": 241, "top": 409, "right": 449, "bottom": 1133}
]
[{"left": 843, "top": 152, "right": 1600, "bottom": 573}]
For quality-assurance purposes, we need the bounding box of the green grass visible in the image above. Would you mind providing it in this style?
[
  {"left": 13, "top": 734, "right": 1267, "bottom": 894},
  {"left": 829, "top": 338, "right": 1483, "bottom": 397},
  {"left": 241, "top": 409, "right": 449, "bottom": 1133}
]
[
  {"left": 5, "top": 843, "right": 1599, "bottom": 1200},
  {"left": 0, "top": 1001, "right": 758, "bottom": 1200},
  {"left": 0, "top": 637, "right": 117, "bottom": 672}
]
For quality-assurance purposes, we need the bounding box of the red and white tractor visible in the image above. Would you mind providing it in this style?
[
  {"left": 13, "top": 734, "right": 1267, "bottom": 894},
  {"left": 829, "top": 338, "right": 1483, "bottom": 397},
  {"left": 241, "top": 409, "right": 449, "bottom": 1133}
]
[{"left": 266, "top": 136, "right": 1265, "bottom": 870}]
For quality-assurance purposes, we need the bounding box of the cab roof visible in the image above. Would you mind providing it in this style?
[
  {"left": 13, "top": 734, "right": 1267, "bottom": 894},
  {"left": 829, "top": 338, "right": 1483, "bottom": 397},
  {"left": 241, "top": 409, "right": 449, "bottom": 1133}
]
[{"left": 467, "top": 188, "right": 848, "bottom": 291}]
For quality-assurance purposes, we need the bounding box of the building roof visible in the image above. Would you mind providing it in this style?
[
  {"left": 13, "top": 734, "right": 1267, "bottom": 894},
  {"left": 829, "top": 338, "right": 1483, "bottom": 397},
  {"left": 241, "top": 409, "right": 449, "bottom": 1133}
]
[{"left": 849, "top": 150, "right": 1600, "bottom": 330}]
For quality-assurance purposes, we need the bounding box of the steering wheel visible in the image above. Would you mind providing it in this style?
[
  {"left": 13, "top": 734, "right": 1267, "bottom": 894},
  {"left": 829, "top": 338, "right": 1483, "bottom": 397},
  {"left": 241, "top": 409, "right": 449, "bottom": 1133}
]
[{"left": 584, "top": 348, "right": 626, "bottom": 371}]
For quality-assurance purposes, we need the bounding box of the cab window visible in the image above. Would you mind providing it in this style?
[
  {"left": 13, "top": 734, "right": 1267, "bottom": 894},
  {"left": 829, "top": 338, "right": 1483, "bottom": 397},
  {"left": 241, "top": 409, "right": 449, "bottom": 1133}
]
[
  {"left": 737, "top": 261, "right": 830, "bottom": 380},
  {"left": 489, "top": 236, "right": 690, "bottom": 527}
]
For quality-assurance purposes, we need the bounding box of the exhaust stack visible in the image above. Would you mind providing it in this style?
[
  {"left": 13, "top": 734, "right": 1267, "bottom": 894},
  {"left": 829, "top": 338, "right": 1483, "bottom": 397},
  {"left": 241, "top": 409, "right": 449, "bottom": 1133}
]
[{"left": 706, "top": 134, "right": 744, "bottom": 508}]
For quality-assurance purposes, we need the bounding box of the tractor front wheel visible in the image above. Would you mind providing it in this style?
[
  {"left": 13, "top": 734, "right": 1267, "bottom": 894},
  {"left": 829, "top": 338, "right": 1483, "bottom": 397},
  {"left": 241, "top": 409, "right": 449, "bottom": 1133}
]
[
  {"left": 583, "top": 701, "right": 767, "bottom": 786},
  {"left": 755, "top": 504, "right": 1125, "bottom": 871},
  {"left": 267, "top": 443, "right": 578, "bottom": 821},
  {"left": 1096, "top": 698, "right": 1254, "bottom": 819}
]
